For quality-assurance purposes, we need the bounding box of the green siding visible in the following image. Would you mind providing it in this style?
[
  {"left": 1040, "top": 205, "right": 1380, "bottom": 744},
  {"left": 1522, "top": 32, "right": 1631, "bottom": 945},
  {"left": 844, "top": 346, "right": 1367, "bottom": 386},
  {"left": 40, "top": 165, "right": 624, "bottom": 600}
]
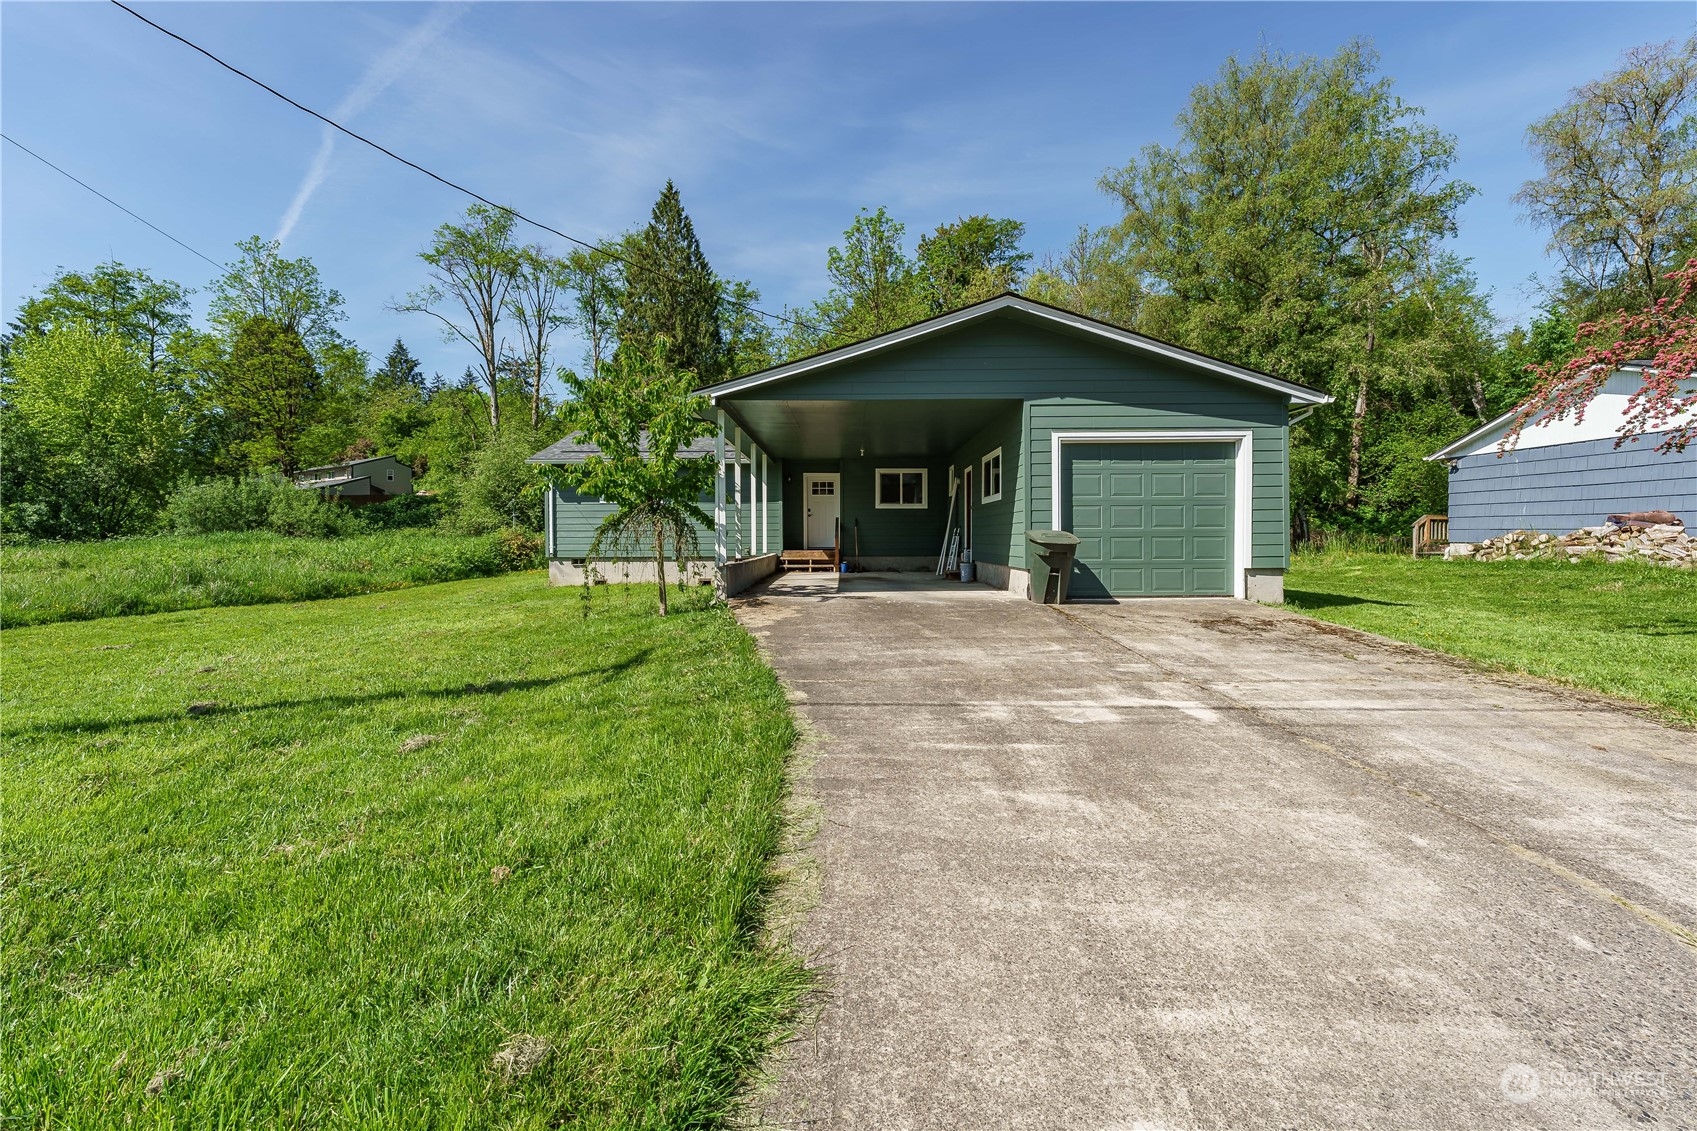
[
  {"left": 781, "top": 457, "right": 953, "bottom": 558},
  {"left": 548, "top": 456, "right": 781, "bottom": 561},
  {"left": 946, "top": 404, "right": 1025, "bottom": 570},
  {"left": 728, "top": 315, "right": 1293, "bottom": 571}
]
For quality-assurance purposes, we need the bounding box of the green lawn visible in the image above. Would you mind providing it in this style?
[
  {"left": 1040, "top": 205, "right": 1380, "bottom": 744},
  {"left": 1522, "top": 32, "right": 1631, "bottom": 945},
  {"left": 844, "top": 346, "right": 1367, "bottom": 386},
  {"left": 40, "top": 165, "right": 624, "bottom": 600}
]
[
  {"left": 1285, "top": 552, "right": 1697, "bottom": 726},
  {"left": 0, "top": 530, "right": 538, "bottom": 628},
  {"left": 2, "top": 575, "right": 805, "bottom": 1127}
]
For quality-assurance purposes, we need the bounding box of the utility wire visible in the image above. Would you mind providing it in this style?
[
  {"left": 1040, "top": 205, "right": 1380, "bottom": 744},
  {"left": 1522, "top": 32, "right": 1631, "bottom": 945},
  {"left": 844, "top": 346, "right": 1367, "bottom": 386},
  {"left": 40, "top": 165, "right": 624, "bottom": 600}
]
[
  {"left": 108, "top": 0, "right": 815, "bottom": 335},
  {"left": 2, "top": 132, "right": 226, "bottom": 271}
]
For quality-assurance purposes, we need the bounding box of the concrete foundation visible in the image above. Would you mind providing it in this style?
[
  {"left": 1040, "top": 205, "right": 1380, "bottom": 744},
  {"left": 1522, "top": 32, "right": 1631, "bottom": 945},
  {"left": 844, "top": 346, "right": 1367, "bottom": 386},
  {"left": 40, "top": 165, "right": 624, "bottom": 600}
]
[
  {"left": 1245, "top": 567, "right": 1285, "bottom": 604},
  {"left": 721, "top": 553, "right": 781, "bottom": 597},
  {"left": 548, "top": 559, "right": 713, "bottom": 587},
  {"left": 973, "top": 560, "right": 1031, "bottom": 599}
]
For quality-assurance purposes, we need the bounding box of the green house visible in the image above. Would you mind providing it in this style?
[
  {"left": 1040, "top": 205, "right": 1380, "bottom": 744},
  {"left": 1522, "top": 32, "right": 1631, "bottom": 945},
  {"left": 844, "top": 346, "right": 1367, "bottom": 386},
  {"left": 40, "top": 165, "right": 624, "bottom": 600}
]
[{"left": 532, "top": 294, "right": 1330, "bottom": 602}]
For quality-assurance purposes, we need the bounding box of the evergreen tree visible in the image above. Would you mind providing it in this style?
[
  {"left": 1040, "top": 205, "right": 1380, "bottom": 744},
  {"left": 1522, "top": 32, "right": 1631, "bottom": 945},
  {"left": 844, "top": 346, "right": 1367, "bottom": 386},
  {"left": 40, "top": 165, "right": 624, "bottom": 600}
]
[
  {"left": 375, "top": 338, "right": 425, "bottom": 389},
  {"left": 617, "top": 181, "right": 726, "bottom": 384},
  {"left": 219, "top": 315, "right": 322, "bottom": 475}
]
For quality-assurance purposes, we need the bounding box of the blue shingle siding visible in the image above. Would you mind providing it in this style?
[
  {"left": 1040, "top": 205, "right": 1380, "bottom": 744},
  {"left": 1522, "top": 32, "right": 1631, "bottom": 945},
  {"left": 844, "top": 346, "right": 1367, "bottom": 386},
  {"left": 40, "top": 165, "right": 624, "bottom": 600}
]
[{"left": 1447, "top": 435, "right": 1697, "bottom": 542}]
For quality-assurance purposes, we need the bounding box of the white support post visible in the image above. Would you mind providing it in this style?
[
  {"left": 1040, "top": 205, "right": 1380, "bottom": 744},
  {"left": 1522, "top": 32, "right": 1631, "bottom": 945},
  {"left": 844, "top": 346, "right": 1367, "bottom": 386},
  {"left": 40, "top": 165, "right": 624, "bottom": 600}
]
[
  {"left": 714, "top": 411, "right": 727, "bottom": 567},
  {"left": 759, "top": 449, "right": 769, "bottom": 555},
  {"left": 544, "top": 484, "right": 555, "bottom": 560},
  {"left": 731, "top": 427, "right": 745, "bottom": 561},
  {"left": 744, "top": 438, "right": 754, "bottom": 559}
]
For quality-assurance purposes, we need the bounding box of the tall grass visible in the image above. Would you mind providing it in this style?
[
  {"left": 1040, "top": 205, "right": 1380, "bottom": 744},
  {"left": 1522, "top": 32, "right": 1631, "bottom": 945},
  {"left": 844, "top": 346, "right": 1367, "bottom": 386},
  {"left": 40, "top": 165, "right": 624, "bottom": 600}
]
[
  {"left": 1, "top": 530, "right": 539, "bottom": 628},
  {"left": 2, "top": 574, "right": 805, "bottom": 1126}
]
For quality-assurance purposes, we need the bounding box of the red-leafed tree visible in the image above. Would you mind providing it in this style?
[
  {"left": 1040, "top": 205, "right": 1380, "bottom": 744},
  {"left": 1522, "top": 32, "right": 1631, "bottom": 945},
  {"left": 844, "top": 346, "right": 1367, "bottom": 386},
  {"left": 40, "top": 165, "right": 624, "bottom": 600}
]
[{"left": 1506, "top": 259, "right": 1697, "bottom": 453}]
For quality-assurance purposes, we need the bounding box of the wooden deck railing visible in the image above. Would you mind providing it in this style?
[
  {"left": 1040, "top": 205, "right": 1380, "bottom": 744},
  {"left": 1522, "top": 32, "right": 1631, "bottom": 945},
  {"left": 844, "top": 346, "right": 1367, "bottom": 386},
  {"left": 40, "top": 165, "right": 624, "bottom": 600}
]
[{"left": 1412, "top": 514, "right": 1449, "bottom": 558}]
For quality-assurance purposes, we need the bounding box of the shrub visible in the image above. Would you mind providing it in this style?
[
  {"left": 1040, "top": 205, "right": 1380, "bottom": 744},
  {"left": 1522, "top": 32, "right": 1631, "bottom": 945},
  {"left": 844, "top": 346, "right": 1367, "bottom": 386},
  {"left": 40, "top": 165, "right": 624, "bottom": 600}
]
[
  {"left": 161, "top": 476, "right": 291, "bottom": 535},
  {"left": 457, "top": 431, "right": 546, "bottom": 533},
  {"left": 358, "top": 493, "right": 445, "bottom": 531},
  {"left": 162, "top": 475, "right": 356, "bottom": 538},
  {"left": 264, "top": 485, "right": 356, "bottom": 538}
]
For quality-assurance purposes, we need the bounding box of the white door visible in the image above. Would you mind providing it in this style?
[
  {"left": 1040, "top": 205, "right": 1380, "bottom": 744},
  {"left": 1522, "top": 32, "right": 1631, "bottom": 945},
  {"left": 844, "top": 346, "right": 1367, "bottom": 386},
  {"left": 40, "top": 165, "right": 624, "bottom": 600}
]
[{"left": 803, "top": 473, "right": 840, "bottom": 549}]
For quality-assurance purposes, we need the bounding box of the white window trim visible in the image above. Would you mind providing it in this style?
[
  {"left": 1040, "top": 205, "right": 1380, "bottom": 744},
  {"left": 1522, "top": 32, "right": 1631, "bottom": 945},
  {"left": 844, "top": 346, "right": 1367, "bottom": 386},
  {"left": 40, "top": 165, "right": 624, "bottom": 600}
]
[
  {"left": 981, "top": 448, "right": 1003, "bottom": 503},
  {"left": 1048, "top": 430, "right": 1254, "bottom": 600},
  {"left": 874, "top": 467, "right": 929, "bottom": 509}
]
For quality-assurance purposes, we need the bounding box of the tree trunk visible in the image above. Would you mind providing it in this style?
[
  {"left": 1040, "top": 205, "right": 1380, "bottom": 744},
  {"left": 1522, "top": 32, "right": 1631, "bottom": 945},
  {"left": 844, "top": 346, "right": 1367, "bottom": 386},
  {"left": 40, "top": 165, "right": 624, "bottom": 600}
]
[
  {"left": 1346, "top": 330, "right": 1375, "bottom": 507},
  {"left": 531, "top": 360, "right": 543, "bottom": 429},
  {"left": 653, "top": 522, "right": 669, "bottom": 617},
  {"left": 1467, "top": 374, "right": 1489, "bottom": 419}
]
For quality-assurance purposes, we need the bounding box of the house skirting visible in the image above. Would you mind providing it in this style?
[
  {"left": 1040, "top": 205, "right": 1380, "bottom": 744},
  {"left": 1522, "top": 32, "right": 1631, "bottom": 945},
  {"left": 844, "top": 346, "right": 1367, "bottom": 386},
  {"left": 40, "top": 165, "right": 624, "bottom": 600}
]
[
  {"left": 1245, "top": 568, "right": 1284, "bottom": 604},
  {"left": 548, "top": 553, "right": 781, "bottom": 597},
  {"left": 974, "top": 561, "right": 1031, "bottom": 599},
  {"left": 548, "top": 559, "right": 715, "bottom": 587}
]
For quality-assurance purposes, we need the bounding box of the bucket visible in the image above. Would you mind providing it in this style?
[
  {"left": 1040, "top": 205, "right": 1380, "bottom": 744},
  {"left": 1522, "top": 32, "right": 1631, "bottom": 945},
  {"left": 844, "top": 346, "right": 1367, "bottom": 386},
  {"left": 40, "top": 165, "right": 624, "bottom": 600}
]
[
  {"left": 960, "top": 560, "right": 975, "bottom": 583},
  {"left": 840, "top": 561, "right": 849, "bottom": 574}
]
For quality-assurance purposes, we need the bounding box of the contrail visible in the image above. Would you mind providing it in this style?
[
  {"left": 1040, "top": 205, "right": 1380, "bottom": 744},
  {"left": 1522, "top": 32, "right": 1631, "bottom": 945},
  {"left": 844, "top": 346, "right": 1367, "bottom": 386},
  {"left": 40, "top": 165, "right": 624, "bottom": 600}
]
[{"left": 275, "top": 3, "right": 462, "bottom": 244}]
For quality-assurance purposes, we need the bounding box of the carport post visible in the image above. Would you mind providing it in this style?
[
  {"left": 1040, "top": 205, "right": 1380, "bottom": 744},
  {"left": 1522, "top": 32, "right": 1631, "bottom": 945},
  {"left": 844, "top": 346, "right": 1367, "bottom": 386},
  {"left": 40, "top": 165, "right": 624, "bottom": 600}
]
[
  {"left": 731, "top": 426, "right": 744, "bottom": 560},
  {"left": 759, "top": 449, "right": 769, "bottom": 555},
  {"left": 714, "top": 411, "right": 727, "bottom": 567}
]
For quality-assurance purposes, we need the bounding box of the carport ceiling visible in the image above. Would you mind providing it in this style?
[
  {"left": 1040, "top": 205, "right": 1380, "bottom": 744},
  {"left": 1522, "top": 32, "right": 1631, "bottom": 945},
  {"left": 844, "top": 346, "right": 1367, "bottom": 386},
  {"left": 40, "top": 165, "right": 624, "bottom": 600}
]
[{"left": 721, "top": 399, "right": 1016, "bottom": 460}]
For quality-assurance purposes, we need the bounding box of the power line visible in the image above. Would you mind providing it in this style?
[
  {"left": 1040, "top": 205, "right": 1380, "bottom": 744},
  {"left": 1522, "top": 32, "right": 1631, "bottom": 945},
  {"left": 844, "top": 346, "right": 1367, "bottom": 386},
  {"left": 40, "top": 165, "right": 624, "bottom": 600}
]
[
  {"left": 107, "top": 0, "right": 814, "bottom": 335},
  {"left": 2, "top": 132, "right": 225, "bottom": 271}
]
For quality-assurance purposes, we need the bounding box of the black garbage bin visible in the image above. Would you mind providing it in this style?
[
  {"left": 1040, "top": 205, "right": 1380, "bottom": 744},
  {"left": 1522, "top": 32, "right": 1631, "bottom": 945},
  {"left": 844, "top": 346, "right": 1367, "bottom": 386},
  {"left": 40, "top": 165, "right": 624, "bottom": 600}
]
[{"left": 1025, "top": 529, "right": 1081, "bottom": 604}]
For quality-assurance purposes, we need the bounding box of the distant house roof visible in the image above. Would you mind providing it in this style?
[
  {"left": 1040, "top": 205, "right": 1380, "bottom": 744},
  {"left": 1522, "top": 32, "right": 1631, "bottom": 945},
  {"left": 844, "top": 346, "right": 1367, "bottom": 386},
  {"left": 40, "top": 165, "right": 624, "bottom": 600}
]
[
  {"left": 296, "top": 455, "right": 408, "bottom": 475},
  {"left": 1425, "top": 364, "right": 1687, "bottom": 461},
  {"left": 699, "top": 292, "right": 1333, "bottom": 407},
  {"left": 528, "top": 434, "right": 725, "bottom": 465}
]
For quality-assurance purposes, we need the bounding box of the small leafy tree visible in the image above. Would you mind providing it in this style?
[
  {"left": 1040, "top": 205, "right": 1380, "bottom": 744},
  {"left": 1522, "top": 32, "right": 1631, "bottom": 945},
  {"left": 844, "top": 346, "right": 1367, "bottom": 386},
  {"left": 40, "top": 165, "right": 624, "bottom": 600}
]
[
  {"left": 556, "top": 340, "right": 715, "bottom": 616},
  {"left": 1507, "top": 258, "right": 1697, "bottom": 453}
]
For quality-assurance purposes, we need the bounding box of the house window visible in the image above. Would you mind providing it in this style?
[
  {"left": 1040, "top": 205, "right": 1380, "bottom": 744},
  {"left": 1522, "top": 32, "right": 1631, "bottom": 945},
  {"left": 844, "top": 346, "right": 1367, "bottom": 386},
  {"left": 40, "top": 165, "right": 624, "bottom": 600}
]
[
  {"left": 386, "top": 471, "right": 394, "bottom": 481},
  {"left": 981, "top": 448, "right": 1003, "bottom": 503},
  {"left": 875, "top": 468, "right": 927, "bottom": 509}
]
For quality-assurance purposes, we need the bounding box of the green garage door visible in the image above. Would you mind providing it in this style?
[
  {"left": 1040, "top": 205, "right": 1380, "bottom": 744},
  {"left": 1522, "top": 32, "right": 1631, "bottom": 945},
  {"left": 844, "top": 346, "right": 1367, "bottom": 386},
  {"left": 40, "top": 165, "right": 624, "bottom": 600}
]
[{"left": 1061, "top": 442, "right": 1234, "bottom": 598}]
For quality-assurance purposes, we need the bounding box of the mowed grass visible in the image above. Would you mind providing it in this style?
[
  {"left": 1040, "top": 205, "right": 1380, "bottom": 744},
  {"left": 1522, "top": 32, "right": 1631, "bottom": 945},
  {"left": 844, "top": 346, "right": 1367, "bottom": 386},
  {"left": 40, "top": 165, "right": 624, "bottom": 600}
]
[
  {"left": 1285, "top": 552, "right": 1697, "bottom": 725},
  {"left": 1, "top": 531, "right": 536, "bottom": 628},
  {"left": 1, "top": 574, "right": 805, "bottom": 1127}
]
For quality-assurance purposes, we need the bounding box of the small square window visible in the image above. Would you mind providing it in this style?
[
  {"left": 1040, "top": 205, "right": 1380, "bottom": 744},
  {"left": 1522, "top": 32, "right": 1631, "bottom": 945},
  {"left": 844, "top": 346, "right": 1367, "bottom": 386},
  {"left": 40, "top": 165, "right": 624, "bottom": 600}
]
[
  {"left": 875, "top": 469, "right": 927, "bottom": 509},
  {"left": 981, "top": 449, "right": 1003, "bottom": 503}
]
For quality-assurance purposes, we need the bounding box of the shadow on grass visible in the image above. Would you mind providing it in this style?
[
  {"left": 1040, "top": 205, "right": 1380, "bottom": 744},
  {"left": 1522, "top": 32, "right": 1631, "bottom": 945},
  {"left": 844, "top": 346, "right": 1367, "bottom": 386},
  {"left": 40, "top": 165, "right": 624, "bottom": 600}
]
[
  {"left": 1283, "top": 589, "right": 1413, "bottom": 610},
  {"left": 10, "top": 651, "right": 652, "bottom": 739}
]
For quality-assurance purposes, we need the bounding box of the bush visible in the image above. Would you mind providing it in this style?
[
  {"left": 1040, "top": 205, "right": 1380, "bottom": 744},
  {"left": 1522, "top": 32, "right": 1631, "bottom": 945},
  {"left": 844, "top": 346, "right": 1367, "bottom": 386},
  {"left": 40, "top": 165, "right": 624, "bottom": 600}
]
[
  {"left": 264, "top": 485, "right": 356, "bottom": 537},
  {"left": 161, "top": 475, "right": 355, "bottom": 538},
  {"left": 456, "top": 431, "right": 546, "bottom": 533},
  {"left": 160, "top": 476, "right": 285, "bottom": 535},
  {"left": 358, "top": 493, "right": 445, "bottom": 531}
]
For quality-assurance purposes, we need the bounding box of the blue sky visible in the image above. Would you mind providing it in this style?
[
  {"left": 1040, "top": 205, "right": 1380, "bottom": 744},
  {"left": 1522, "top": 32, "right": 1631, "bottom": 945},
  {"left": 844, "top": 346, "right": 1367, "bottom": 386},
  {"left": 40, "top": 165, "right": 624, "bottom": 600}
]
[{"left": 3, "top": 1, "right": 1692, "bottom": 384}]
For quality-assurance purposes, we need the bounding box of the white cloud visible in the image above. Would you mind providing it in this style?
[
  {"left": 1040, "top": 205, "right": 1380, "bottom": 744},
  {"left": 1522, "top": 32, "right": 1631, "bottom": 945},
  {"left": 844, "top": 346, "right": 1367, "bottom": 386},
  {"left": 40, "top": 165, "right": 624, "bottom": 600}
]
[{"left": 275, "top": 3, "right": 463, "bottom": 244}]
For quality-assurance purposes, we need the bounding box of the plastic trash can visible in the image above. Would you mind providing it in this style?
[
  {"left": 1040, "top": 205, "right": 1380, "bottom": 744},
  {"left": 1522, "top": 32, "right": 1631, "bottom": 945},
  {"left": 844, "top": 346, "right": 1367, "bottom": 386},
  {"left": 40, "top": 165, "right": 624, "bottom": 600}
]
[{"left": 1025, "top": 529, "right": 1081, "bottom": 604}]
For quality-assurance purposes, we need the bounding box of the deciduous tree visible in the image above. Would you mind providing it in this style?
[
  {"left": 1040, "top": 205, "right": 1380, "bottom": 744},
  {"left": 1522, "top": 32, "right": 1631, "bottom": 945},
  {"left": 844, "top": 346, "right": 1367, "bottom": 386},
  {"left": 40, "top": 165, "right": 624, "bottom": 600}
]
[
  {"left": 210, "top": 236, "right": 346, "bottom": 351},
  {"left": 398, "top": 204, "right": 521, "bottom": 434},
  {"left": 1508, "top": 259, "right": 1697, "bottom": 453},
  {"left": 555, "top": 339, "right": 716, "bottom": 617},
  {"left": 1517, "top": 38, "right": 1697, "bottom": 317}
]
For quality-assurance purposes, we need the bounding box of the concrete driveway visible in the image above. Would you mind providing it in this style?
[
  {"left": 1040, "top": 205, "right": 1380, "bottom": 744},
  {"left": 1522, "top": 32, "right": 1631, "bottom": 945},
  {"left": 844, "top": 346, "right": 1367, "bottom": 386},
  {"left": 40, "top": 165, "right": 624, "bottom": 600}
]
[{"left": 735, "top": 573, "right": 1697, "bottom": 1130}]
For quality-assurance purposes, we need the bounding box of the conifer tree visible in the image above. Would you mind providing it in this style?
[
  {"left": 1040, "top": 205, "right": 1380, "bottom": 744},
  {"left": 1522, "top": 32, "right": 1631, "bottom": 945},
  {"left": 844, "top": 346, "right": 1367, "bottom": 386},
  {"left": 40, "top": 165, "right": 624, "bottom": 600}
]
[{"left": 617, "top": 181, "right": 726, "bottom": 384}]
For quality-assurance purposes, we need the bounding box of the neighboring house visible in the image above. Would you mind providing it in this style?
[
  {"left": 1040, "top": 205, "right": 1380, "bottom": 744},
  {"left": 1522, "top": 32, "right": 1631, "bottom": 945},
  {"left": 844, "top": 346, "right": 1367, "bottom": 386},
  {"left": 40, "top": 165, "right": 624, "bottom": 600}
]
[
  {"left": 532, "top": 294, "right": 1332, "bottom": 601},
  {"left": 294, "top": 455, "right": 414, "bottom": 506},
  {"left": 1427, "top": 367, "right": 1697, "bottom": 543}
]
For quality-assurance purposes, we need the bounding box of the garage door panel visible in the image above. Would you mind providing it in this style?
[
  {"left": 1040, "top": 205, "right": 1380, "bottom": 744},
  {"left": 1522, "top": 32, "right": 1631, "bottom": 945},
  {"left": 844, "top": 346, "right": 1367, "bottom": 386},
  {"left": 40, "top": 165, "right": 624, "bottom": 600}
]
[
  {"left": 1193, "top": 471, "right": 1230, "bottom": 497},
  {"left": 1150, "top": 504, "right": 1187, "bottom": 528},
  {"left": 1193, "top": 504, "right": 1228, "bottom": 530},
  {"left": 1062, "top": 442, "right": 1235, "bottom": 598},
  {"left": 1150, "top": 471, "right": 1188, "bottom": 498}
]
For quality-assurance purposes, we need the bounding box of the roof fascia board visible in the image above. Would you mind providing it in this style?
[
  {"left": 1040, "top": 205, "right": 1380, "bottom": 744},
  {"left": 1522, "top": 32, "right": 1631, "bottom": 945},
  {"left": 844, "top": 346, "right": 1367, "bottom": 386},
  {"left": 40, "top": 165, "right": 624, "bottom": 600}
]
[{"left": 702, "top": 294, "right": 1332, "bottom": 406}]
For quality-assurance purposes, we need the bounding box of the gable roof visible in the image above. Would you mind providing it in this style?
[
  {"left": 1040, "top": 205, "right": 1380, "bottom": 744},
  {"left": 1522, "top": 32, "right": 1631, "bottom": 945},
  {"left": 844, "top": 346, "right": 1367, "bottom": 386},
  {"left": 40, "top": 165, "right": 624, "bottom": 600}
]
[
  {"left": 296, "top": 454, "right": 408, "bottom": 475},
  {"left": 1424, "top": 365, "right": 1669, "bottom": 461},
  {"left": 528, "top": 434, "right": 724, "bottom": 465},
  {"left": 700, "top": 292, "right": 1333, "bottom": 406}
]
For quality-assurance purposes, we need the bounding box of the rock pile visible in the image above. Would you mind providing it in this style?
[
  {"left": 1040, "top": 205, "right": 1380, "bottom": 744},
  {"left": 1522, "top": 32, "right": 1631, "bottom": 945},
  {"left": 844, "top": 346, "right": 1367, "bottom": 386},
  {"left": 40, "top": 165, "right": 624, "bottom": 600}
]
[{"left": 1444, "top": 522, "right": 1694, "bottom": 567}]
